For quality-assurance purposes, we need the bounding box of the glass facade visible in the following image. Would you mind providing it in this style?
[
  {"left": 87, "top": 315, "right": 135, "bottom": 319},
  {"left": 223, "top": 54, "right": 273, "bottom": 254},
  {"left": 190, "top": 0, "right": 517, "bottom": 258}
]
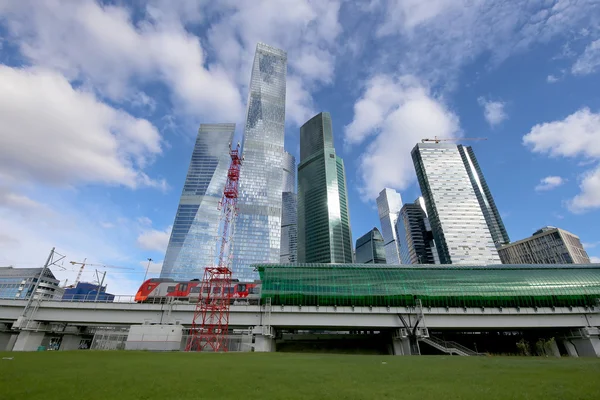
[
  {"left": 0, "top": 266, "right": 63, "bottom": 300},
  {"left": 412, "top": 143, "right": 501, "bottom": 264},
  {"left": 280, "top": 151, "right": 297, "bottom": 263},
  {"left": 458, "top": 145, "right": 510, "bottom": 245},
  {"left": 355, "top": 228, "right": 387, "bottom": 264},
  {"left": 160, "top": 124, "right": 235, "bottom": 279},
  {"left": 499, "top": 226, "right": 591, "bottom": 264},
  {"left": 298, "top": 112, "right": 353, "bottom": 263},
  {"left": 376, "top": 188, "right": 402, "bottom": 265},
  {"left": 232, "top": 43, "right": 287, "bottom": 281},
  {"left": 396, "top": 200, "right": 439, "bottom": 264},
  {"left": 256, "top": 264, "right": 600, "bottom": 308}
]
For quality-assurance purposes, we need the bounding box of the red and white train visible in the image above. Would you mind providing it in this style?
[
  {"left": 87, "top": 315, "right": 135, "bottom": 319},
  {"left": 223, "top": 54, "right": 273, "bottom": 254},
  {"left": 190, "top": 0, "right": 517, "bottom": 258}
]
[{"left": 134, "top": 278, "right": 261, "bottom": 304}]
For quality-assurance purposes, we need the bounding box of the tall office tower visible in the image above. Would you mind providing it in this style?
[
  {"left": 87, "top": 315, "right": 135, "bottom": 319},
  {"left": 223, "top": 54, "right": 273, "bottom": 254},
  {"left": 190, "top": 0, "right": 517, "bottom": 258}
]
[
  {"left": 297, "top": 112, "right": 353, "bottom": 263},
  {"left": 376, "top": 188, "right": 403, "bottom": 264},
  {"left": 396, "top": 199, "right": 439, "bottom": 264},
  {"left": 232, "top": 43, "right": 287, "bottom": 281},
  {"left": 411, "top": 143, "right": 501, "bottom": 264},
  {"left": 355, "top": 228, "right": 387, "bottom": 264},
  {"left": 457, "top": 145, "right": 510, "bottom": 246},
  {"left": 498, "top": 226, "right": 591, "bottom": 264},
  {"left": 280, "top": 151, "right": 297, "bottom": 263},
  {"left": 161, "top": 124, "right": 235, "bottom": 279}
]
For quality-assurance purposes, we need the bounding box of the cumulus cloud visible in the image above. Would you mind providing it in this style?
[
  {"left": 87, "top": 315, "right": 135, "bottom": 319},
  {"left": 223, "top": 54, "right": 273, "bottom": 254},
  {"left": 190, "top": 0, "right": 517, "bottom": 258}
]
[
  {"left": 590, "top": 256, "right": 600, "bottom": 263},
  {"left": 139, "top": 259, "right": 163, "bottom": 275},
  {"left": 0, "top": 66, "right": 163, "bottom": 189},
  {"left": 0, "top": 0, "right": 244, "bottom": 121},
  {"left": 344, "top": 74, "right": 460, "bottom": 200},
  {"left": 523, "top": 107, "right": 600, "bottom": 212},
  {"left": 535, "top": 176, "right": 566, "bottom": 191},
  {"left": 478, "top": 97, "right": 507, "bottom": 127},
  {"left": 137, "top": 225, "right": 172, "bottom": 253},
  {"left": 572, "top": 39, "right": 600, "bottom": 75},
  {"left": 547, "top": 74, "right": 559, "bottom": 83}
]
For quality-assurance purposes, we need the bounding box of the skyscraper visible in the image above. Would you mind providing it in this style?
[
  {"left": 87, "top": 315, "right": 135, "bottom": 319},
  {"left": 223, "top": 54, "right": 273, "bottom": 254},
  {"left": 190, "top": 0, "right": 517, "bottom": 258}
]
[
  {"left": 161, "top": 124, "right": 235, "bottom": 279},
  {"left": 232, "top": 43, "right": 287, "bottom": 281},
  {"left": 355, "top": 228, "right": 387, "bottom": 264},
  {"left": 297, "top": 112, "right": 353, "bottom": 263},
  {"left": 376, "top": 188, "right": 403, "bottom": 264},
  {"left": 498, "top": 226, "right": 591, "bottom": 264},
  {"left": 458, "top": 145, "right": 510, "bottom": 246},
  {"left": 411, "top": 143, "right": 502, "bottom": 264},
  {"left": 280, "top": 151, "right": 297, "bottom": 263},
  {"left": 396, "top": 198, "right": 439, "bottom": 264}
]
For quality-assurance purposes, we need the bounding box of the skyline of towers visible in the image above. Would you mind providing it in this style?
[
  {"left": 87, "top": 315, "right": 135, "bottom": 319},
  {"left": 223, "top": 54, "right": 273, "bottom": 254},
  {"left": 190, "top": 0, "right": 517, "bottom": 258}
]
[
  {"left": 411, "top": 143, "right": 502, "bottom": 264},
  {"left": 376, "top": 188, "right": 403, "bottom": 265},
  {"left": 231, "top": 43, "right": 288, "bottom": 281},
  {"left": 355, "top": 227, "right": 387, "bottom": 264},
  {"left": 160, "top": 124, "right": 235, "bottom": 279},
  {"left": 297, "top": 112, "right": 353, "bottom": 263}
]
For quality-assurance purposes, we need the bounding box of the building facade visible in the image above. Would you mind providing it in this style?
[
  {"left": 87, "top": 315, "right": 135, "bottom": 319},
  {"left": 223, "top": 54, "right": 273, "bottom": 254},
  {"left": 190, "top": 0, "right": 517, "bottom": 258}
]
[
  {"left": 457, "top": 145, "right": 510, "bottom": 246},
  {"left": 376, "top": 188, "right": 403, "bottom": 265},
  {"left": 160, "top": 124, "right": 235, "bottom": 279},
  {"left": 396, "top": 199, "right": 439, "bottom": 264},
  {"left": 0, "top": 266, "right": 64, "bottom": 300},
  {"left": 232, "top": 43, "right": 288, "bottom": 281},
  {"left": 498, "top": 226, "right": 591, "bottom": 264},
  {"left": 297, "top": 112, "right": 353, "bottom": 263},
  {"left": 280, "top": 151, "right": 297, "bottom": 263},
  {"left": 355, "top": 228, "right": 387, "bottom": 264},
  {"left": 411, "top": 143, "right": 501, "bottom": 264}
]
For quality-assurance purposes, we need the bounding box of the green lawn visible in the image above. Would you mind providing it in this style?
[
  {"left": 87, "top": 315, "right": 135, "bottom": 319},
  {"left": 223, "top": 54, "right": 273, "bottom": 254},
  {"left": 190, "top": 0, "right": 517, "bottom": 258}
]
[{"left": 1, "top": 352, "right": 599, "bottom": 400}]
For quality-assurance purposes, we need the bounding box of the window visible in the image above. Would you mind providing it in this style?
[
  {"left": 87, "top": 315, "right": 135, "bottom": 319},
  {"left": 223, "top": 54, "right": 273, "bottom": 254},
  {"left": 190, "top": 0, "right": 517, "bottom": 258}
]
[
  {"left": 179, "top": 284, "right": 188, "bottom": 292},
  {"left": 146, "top": 285, "right": 153, "bottom": 291},
  {"left": 238, "top": 284, "right": 246, "bottom": 292},
  {"left": 203, "top": 287, "right": 210, "bottom": 294},
  {"left": 190, "top": 287, "right": 201, "bottom": 293},
  {"left": 213, "top": 287, "right": 221, "bottom": 294},
  {"left": 167, "top": 286, "right": 176, "bottom": 293}
]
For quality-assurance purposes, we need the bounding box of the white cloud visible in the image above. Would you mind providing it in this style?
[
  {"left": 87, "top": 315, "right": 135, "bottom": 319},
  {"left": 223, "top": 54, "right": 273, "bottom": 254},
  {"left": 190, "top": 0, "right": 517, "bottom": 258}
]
[
  {"left": 99, "top": 222, "right": 115, "bottom": 229},
  {"left": 0, "top": 0, "right": 244, "bottom": 121},
  {"left": 344, "top": 74, "right": 460, "bottom": 200},
  {"left": 0, "top": 65, "right": 163, "bottom": 189},
  {"left": 137, "top": 226, "right": 172, "bottom": 253},
  {"left": 477, "top": 97, "right": 507, "bottom": 127},
  {"left": 547, "top": 74, "right": 559, "bottom": 83},
  {"left": 572, "top": 39, "right": 600, "bottom": 75},
  {"left": 535, "top": 176, "right": 566, "bottom": 192},
  {"left": 590, "top": 256, "right": 600, "bottom": 263},
  {"left": 523, "top": 107, "right": 600, "bottom": 213},
  {"left": 139, "top": 259, "right": 163, "bottom": 275},
  {"left": 583, "top": 241, "right": 600, "bottom": 249}
]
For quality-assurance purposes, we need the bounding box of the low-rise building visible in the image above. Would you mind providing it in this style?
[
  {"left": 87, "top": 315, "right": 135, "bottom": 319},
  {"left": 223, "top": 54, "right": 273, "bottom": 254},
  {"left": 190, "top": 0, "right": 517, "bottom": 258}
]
[{"left": 0, "top": 266, "right": 64, "bottom": 300}]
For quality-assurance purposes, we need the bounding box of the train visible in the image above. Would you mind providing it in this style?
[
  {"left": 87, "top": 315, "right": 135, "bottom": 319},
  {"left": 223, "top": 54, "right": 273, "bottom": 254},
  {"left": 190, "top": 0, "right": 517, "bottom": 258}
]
[{"left": 134, "top": 278, "right": 261, "bottom": 304}]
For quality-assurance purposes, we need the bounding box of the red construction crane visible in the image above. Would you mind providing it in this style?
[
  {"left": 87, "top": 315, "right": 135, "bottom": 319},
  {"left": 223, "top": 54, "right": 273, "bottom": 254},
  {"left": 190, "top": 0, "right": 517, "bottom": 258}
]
[
  {"left": 421, "top": 136, "right": 488, "bottom": 144},
  {"left": 186, "top": 142, "right": 243, "bottom": 352}
]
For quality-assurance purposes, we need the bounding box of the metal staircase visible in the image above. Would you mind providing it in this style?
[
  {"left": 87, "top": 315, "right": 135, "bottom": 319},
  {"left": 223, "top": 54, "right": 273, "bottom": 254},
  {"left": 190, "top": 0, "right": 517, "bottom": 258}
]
[{"left": 419, "top": 335, "right": 480, "bottom": 356}]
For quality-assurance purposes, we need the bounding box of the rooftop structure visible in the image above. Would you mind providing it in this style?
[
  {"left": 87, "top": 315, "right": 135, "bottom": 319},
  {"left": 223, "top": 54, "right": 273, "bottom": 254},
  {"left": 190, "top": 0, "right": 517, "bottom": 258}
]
[{"left": 0, "top": 266, "right": 64, "bottom": 300}]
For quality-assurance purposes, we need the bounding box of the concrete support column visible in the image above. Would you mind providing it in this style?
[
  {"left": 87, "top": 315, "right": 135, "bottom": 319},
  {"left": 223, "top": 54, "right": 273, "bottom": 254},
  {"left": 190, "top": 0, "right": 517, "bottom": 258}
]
[
  {"left": 547, "top": 339, "right": 561, "bottom": 358},
  {"left": 12, "top": 331, "right": 46, "bottom": 351},
  {"left": 0, "top": 332, "right": 17, "bottom": 351},
  {"left": 253, "top": 326, "right": 275, "bottom": 352},
  {"left": 391, "top": 337, "right": 413, "bottom": 355},
  {"left": 571, "top": 337, "right": 600, "bottom": 357},
  {"left": 59, "top": 334, "right": 83, "bottom": 351},
  {"left": 562, "top": 340, "right": 578, "bottom": 357}
]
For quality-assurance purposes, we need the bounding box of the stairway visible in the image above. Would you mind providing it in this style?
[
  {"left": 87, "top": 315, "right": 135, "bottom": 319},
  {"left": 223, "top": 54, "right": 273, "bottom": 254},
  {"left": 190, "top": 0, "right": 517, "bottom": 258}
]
[{"left": 419, "top": 336, "right": 480, "bottom": 356}]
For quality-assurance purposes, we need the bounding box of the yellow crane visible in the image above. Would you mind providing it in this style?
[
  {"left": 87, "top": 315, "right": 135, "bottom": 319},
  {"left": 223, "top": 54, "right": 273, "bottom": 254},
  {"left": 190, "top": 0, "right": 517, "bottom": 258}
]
[
  {"left": 69, "top": 259, "right": 133, "bottom": 285},
  {"left": 421, "top": 136, "right": 488, "bottom": 144}
]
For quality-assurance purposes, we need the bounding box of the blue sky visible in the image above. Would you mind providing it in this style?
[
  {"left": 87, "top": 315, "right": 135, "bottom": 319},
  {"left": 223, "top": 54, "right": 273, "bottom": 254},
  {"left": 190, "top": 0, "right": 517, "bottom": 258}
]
[{"left": 1, "top": 0, "right": 600, "bottom": 293}]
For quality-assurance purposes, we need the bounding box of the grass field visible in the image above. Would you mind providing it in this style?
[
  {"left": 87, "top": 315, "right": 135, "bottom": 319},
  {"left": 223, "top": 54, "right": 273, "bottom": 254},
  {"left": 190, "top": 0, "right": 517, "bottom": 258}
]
[{"left": 1, "top": 352, "right": 600, "bottom": 400}]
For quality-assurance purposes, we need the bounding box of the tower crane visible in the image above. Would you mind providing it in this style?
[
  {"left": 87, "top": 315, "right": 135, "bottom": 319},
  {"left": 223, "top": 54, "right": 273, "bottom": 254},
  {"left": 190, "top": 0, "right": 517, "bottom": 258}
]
[
  {"left": 421, "top": 136, "right": 488, "bottom": 144},
  {"left": 69, "top": 259, "right": 133, "bottom": 286}
]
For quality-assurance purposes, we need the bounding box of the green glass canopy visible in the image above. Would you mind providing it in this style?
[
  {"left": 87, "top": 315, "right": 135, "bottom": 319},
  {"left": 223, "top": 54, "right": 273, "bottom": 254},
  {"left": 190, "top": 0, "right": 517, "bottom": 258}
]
[{"left": 254, "top": 264, "right": 600, "bottom": 308}]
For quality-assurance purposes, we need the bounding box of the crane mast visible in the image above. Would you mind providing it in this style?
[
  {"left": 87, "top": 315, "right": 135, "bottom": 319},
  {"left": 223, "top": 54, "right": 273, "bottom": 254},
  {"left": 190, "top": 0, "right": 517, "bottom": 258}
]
[{"left": 186, "top": 142, "right": 242, "bottom": 352}]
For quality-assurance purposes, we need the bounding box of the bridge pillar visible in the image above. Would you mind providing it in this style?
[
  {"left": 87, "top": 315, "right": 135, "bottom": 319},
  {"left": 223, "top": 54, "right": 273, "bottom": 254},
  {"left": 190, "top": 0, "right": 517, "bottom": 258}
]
[
  {"left": 0, "top": 332, "right": 18, "bottom": 351},
  {"left": 253, "top": 326, "right": 275, "bottom": 352},
  {"left": 564, "top": 328, "right": 600, "bottom": 357},
  {"left": 391, "top": 337, "right": 413, "bottom": 355},
  {"left": 12, "top": 331, "right": 46, "bottom": 351},
  {"left": 561, "top": 340, "right": 578, "bottom": 357},
  {"left": 59, "top": 334, "right": 84, "bottom": 351}
]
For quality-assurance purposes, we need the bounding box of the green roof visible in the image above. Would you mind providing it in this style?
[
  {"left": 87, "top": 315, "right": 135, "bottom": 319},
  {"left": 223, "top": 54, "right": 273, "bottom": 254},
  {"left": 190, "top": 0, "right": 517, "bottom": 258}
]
[{"left": 254, "top": 264, "right": 600, "bottom": 308}]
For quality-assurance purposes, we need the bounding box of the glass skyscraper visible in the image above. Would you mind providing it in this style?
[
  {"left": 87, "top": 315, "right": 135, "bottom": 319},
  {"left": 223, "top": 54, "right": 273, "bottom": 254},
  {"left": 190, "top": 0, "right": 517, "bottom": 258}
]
[
  {"left": 458, "top": 145, "right": 510, "bottom": 246},
  {"left": 161, "top": 124, "right": 235, "bottom": 279},
  {"left": 376, "top": 188, "right": 403, "bottom": 264},
  {"left": 411, "top": 143, "right": 501, "bottom": 264},
  {"left": 232, "top": 43, "right": 287, "bottom": 281},
  {"left": 297, "top": 112, "right": 353, "bottom": 263},
  {"left": 355, "top": 228, "right": 387, "bottom": 264},
  {"left": 280, "top": 151, "right": 297, "bottom": 263},
  {"left": 396, "top": 198, "right": 440, "bottom": 264}
]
